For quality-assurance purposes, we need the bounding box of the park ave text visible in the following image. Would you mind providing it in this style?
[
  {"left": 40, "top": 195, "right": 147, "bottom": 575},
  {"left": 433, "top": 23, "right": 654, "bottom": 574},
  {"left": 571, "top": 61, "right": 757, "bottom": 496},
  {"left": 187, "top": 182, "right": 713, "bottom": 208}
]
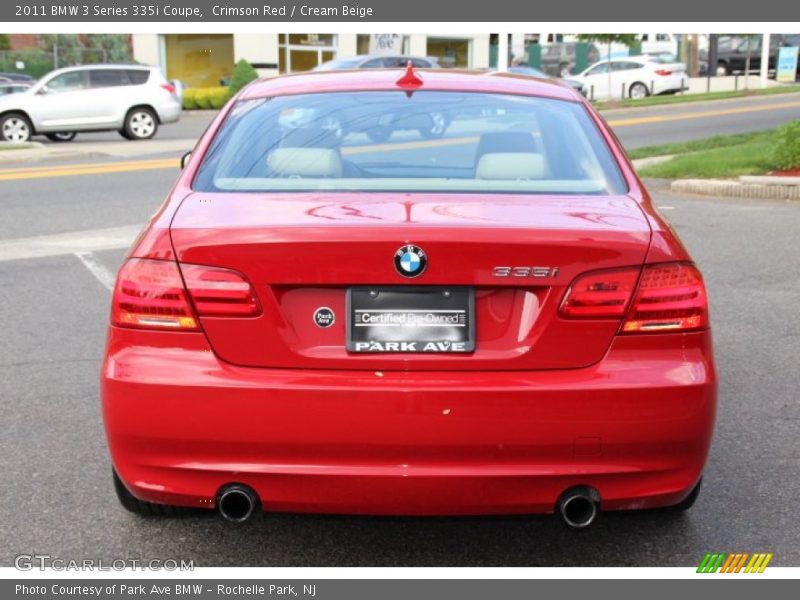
[{"left": 16, "top": 584, "right": 317, "bottom": 597}]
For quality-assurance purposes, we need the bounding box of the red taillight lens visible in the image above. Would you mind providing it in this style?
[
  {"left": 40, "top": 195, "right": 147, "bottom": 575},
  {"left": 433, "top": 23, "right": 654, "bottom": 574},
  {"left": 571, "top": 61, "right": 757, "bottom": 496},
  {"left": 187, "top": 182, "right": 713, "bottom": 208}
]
[
  {"left": 654, "top": 69, "right": 673, "bottom": 76},
  {"left": 161, "top": 83, "right": 176, "bottom": 94},
  {"left": 111, "top": 260, "right": 261, "bottom": 330},
  {"left": 112, "top": 259, "right": 198, "bottom": 330},
  {"left": 621, "top": 262, "right": 708, "bottom": 333},
  {"left": 181, "top": 264, "right": 261, "bottom": 317},
  {"left": 560, "top": 268, "right": 639, "bottom": 318}
]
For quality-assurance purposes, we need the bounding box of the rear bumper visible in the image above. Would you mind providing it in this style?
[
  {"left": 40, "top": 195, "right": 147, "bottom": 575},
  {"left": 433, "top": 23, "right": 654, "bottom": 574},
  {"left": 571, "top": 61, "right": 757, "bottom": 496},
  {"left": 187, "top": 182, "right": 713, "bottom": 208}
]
[
  {"left": 155, "top": 100, "right": 182, "bottom": 124},
  {"left": 102, "top": 328, "right": 717, "bottom": 516},
  {"left": 654, "top": 77, "right": 688, "bottom": 94}
]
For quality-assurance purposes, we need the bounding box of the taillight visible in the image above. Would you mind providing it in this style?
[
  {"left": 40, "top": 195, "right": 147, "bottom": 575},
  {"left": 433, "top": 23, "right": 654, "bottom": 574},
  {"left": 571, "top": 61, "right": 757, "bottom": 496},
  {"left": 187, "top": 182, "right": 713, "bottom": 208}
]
[
  {"left": 161, "top": 83, "right": 176, "bottom": 94},
  {"left": 181, "top": 264, "right": 261, "bottom": 317},
  {"left": 560, "top": 268, "right": 639, "bottom": 318},
  {"left": 111, "top": 259, "right": 198, "bottom": 330},
  {"left": 654, "top": 69, "right": 673, "bottom": 76},
  {"left": 111, "top": 259, "right": 260, "bottom": 330},
  {"left": 621, "top": 263, "right": 708, "bottom": 333}
]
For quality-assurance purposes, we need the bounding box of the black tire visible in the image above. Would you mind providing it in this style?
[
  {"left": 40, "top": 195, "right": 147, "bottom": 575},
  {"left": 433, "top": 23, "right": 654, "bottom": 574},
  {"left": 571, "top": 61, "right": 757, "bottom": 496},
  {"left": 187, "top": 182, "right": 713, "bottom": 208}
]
[
  {"left": 367, "top": 127, "right": 392, "bottom": 143},
  {"left": 112, "top": 468, "right": 197, "bottom": 516},
  {"left": 118, "top": 128, "right": 132, "bottom": 140},
  {"left": 716, "top": 62, "right": 730, "bottom": 77},
  {"left": 45, "top": 132, "right": 77, "bottom": 142},
  {"left": 664, "top": 478, "right": 702, "bottom": 513},
  {"left": 0, "top": 112, "right": 33, "bottom": 143},
  {"left": 629, "top": 82, "right": 649, "bottom": 100},
  {"left": 123, "top": 107, "right": 159, "bottom": 140},
  {"left": 418, "top": 111, "right": 449, "bottom": 140}
]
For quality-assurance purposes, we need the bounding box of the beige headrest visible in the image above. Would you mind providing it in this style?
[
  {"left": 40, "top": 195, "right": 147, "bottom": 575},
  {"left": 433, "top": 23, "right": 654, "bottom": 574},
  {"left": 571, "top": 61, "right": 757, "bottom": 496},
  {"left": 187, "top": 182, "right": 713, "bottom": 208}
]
[
  {"left": 475, "top": 152, "right": 547, "bottom": 180},
  {"left": 267, "top": 148, "right": 342, "bottom": 177}
]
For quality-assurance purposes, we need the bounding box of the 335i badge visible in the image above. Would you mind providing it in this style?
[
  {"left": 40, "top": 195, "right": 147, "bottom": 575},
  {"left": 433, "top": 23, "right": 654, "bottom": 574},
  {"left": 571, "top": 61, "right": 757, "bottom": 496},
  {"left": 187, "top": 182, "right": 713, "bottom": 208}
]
[{"left": 101, "top": 65, "right": 717, "bottom": 527}]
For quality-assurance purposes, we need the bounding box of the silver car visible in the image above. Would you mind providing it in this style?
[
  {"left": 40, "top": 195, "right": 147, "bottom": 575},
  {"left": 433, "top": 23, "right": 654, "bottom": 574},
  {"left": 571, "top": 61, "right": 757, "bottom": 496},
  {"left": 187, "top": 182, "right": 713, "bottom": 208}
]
[{"left": 0, "top": 64, "right": 182, "bottom": 143}]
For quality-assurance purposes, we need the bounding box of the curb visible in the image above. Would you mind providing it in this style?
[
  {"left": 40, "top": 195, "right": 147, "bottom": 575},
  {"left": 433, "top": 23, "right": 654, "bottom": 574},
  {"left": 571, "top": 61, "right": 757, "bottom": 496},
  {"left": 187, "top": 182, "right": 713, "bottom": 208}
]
[
  {"left": 631, "top": 155, "right": 675, "bottom": 170},
  {"left": 671, "top": 178, "right": 800, "bottom": 200}
]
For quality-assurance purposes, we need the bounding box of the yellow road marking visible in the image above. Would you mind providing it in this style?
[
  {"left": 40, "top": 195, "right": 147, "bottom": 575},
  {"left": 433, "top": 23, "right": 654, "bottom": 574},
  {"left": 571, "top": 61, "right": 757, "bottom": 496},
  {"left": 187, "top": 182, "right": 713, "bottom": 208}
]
[
  {"left": 342, "top": 135, "right": 480, "bottom": 155},
  {"left": 2, "top": 99, "right": 799, "bottom": 181},
  {"left": 606, "top": 100, "right": 800, "bottom": 127},
  {"left": 0, "top": 157, "right": 177, "bottom": 181}
]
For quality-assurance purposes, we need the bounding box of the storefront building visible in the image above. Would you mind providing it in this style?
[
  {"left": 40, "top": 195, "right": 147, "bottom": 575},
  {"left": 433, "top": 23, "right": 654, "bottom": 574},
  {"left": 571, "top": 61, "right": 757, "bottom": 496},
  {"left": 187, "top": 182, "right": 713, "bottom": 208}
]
[{"left": 131, "top": 33, "right": 490, "bottom": 86}]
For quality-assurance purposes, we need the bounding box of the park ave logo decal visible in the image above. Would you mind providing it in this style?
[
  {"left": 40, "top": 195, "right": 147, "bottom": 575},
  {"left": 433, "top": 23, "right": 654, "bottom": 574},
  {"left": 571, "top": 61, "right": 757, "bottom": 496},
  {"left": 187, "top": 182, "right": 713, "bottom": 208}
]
[{"left": 394, "top": 244, "right": 427, "bottom": 278}]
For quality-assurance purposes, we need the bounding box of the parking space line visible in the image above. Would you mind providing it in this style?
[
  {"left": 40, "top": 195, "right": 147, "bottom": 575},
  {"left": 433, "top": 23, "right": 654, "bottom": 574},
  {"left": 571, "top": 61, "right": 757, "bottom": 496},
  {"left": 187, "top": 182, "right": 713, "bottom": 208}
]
[
  {"left": 0, "top": 225, "right": 139, "bottom": 262},
  {"left": 74, "top": 251, "right": 116, "bottom": 291}
]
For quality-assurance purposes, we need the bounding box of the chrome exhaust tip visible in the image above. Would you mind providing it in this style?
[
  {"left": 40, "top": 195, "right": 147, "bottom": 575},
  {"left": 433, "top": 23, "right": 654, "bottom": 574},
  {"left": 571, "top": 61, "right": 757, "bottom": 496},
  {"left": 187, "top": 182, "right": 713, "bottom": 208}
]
[
  {"left": 557, "top": 486, "right": 600, "bottom": 529},
  {"left": 217, "top": 484, "right": 258, "bottom": 523}
]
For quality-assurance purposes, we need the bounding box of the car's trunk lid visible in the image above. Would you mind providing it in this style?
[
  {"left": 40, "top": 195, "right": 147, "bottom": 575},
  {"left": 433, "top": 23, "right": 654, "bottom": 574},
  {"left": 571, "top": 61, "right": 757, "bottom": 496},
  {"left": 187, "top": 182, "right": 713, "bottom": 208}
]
[{"left": 170, "top": 192, "right": 651, "bottom": 370}]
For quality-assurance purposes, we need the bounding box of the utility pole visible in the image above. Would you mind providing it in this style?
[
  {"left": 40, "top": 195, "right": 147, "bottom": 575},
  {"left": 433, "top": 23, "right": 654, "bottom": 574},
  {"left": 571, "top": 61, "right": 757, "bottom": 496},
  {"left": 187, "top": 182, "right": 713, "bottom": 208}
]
[
  {"left": 497, "top": 33, "right": 509, "bottom": 71},
  {"left": 759, "top": 33, "right": 771, "bottom": 88}
]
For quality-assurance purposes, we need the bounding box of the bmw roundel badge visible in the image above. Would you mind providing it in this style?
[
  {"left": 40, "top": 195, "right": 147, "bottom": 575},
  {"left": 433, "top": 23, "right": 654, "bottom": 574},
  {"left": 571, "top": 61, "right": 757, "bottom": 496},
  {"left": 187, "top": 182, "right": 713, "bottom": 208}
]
[{"left": 394, "top": 244, "right": 427, "bottom": 278}]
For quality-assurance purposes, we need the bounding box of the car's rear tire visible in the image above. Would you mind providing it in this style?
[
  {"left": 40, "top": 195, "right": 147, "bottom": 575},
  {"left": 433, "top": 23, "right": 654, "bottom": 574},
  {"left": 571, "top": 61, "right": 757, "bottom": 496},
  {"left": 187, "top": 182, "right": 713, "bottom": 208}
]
[
  {"left": 112, "top": 468, "right": 197, "bottom": 516},
  {"left": 45, "top": 132, "right": 77, "bottom": 142},
  {"left": 629, "top": 82, "right": 649, "bottom": 100},
  {"left": 716, "top": 62, "right": 730, "bottom": 77},
  {"left": 418, "top": 111, "right": 449, "bottom": 139},
  {"left": 0, "top": 112, "right": 33, "bottom": 143},
  {"left": 123, "top": 107, "right": 158, "bottom": 140},
  {"left": 367, "top": 127, "right": 392, "bottom": 143},
  {"left": 664, "top": 478, "right": 702, "bottom": 513}
]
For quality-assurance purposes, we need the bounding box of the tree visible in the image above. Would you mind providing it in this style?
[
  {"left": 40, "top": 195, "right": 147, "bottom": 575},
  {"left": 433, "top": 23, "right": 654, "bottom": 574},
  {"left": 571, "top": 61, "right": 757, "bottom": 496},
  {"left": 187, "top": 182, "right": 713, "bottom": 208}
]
[
  {"left": 38, "top": 34, "right": 84, "bottom": 67},
  {"left": 0, "top": 34, "right": 11, "bottom": 51},
  {"left": 84, "top": 34, "right": 131, "bottom": 63},
  {"left": 576, "top": 34, "right": 639, "bottom": 100},
  {"left": 227, "top": 59, "right": 259, "bottom": 98}
]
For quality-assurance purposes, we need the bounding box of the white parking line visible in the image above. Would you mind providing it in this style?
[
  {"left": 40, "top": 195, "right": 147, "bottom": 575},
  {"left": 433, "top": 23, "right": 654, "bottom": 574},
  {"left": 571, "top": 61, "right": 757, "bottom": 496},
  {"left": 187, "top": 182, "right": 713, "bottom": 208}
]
[
  {"left": 74, "top": 251, "right": 116, "bottom": 292},
  {"left": 0, "top": 225, "right": 139, "bottom": 262}
]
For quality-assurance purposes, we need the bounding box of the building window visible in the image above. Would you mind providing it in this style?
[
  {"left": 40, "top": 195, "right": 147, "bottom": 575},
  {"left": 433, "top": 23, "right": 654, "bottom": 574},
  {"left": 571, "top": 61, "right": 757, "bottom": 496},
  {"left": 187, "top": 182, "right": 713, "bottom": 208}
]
[
  {"left": 164, "top": 34, "right": 234, "bottom": 87},
  {"left": 426, "top": 38, "right": 471, "bottom": 68},
  {"left": 278, "top": 34, "right": 337, "bottom": 73}
]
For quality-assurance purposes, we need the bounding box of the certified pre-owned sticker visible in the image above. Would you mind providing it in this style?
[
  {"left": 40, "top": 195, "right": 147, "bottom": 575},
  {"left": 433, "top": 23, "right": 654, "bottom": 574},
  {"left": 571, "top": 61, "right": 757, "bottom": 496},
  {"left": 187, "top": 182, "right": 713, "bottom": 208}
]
[{"left": 313, "top": 307, "right": 335, "bottom": 328}]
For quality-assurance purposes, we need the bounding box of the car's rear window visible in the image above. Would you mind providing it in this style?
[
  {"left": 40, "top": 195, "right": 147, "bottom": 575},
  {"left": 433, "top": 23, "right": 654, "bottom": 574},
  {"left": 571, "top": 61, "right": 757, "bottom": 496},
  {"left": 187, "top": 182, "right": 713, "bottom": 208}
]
[
  {"left": 193, "top": 91, "right": 627, "bottom": 195},
  {"left": 126, "top": 69, "right": 150, "bottom": 85}
]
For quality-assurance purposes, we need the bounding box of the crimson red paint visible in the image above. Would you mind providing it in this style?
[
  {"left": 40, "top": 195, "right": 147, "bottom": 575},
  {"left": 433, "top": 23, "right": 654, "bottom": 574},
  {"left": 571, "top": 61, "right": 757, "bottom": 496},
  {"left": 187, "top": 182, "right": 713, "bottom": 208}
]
[{"left": 102, "top": 69, "right": 716, "bottom": 517}]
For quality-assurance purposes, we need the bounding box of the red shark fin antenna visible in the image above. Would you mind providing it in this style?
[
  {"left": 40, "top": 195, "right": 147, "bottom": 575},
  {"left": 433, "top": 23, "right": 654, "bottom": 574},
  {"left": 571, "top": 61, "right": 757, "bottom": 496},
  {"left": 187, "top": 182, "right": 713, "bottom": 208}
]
[{"left": 396, "top": 60, "right": 424, "bottom": 92}]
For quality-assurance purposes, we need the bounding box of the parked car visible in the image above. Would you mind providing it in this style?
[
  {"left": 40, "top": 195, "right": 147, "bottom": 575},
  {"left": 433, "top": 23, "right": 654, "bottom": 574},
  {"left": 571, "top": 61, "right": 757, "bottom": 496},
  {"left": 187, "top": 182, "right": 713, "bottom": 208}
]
[
  {"left": 0, "top": 64, "right": 181, "bottom": 143},
  {"left": 715, "top": 34, "right": 800, "bottom": 77},
  {"left": 538, "top": 42, "right": 601, "bottom": 77},
  {"left": 0, "top": 80, "right": 32, "bottom": 96},
  {"left": 573, "top": 56, "right": 688, "bottom": 100},
  {"left": 637, "top": 33, "right": 679, "bottom": 57},
  {"left": 507, "top": 65, "right": 586, "bottom": 96},
  {"left": 0, "top": 72, "right": 35, "bottom": 83},
  {"left": 103, "top": 68, "right": 715, "bottom": 526},
  {"left": 314, "top": 55, "right": 440, "bottom": 71}
]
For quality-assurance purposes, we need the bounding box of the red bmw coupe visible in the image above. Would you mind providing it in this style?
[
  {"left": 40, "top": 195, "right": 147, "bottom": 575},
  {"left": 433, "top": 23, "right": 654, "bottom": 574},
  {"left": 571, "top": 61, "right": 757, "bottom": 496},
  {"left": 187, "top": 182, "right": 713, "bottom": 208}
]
[{"left": 102, "top": 66, "right": 716, "bottom": 527}]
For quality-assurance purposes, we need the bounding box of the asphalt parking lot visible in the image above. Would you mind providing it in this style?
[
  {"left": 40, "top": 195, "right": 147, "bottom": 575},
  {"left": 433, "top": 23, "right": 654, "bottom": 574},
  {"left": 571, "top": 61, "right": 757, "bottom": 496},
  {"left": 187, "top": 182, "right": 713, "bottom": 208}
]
[
  {"left": 1, "top": 165, "right": 798, "bottom": 566},
  {"left": 2, "top": 93, "right": 800, "bottom": 567}
]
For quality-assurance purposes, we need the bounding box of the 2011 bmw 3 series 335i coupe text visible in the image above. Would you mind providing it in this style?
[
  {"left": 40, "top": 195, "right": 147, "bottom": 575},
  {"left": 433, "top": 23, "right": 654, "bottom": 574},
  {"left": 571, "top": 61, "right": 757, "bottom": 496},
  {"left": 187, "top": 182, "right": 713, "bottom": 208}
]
[{"left": 102, "top": 66, "right": 717, "bottom": 527}]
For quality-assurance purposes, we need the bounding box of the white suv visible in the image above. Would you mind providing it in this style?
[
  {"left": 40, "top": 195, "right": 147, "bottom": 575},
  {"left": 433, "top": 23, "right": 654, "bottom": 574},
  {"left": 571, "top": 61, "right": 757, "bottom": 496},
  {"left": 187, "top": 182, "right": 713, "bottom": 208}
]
[{"left": 0, "top": 64, "right": 182, "bottom": 143}]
